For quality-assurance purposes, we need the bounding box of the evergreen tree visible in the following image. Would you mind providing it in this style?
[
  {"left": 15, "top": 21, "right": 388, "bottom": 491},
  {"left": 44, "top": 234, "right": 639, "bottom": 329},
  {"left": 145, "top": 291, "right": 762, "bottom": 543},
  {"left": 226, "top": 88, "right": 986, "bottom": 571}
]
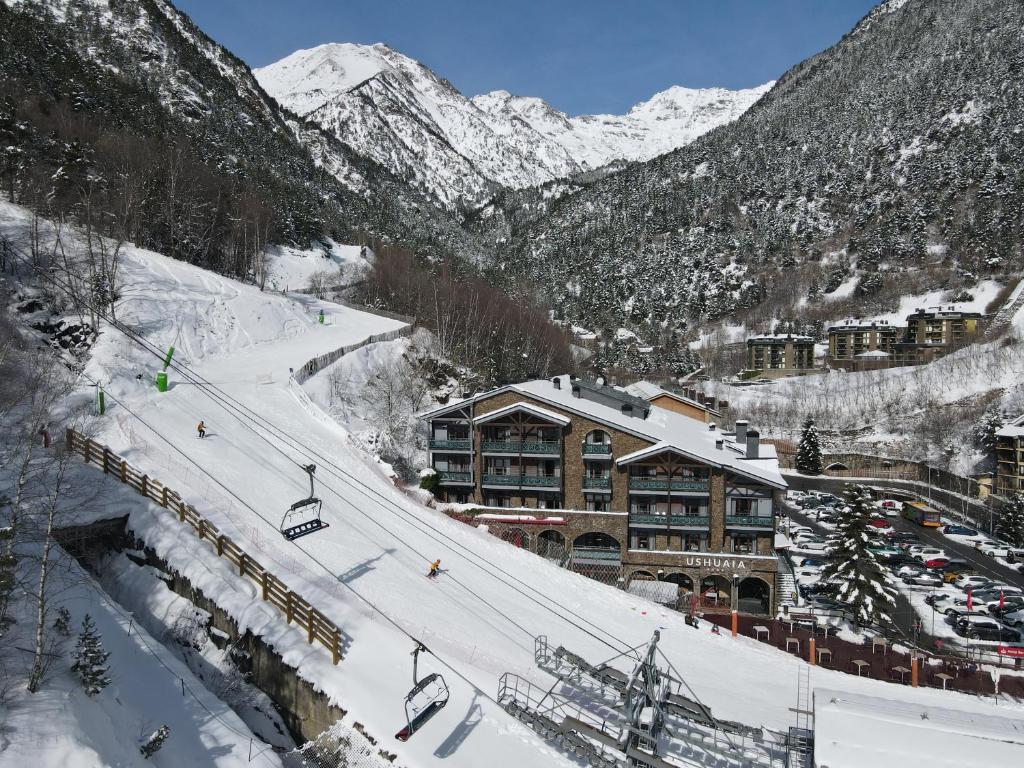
[
  {"left": 72, "top": 614, "right": 111, "bottom": 697},
  {"left": 53, "top": 607, "right": 72, "bottom": 637},
  {"left": 140, "top": 725, "right": 170, "bottom": 758},
  {"left": 996, "top": 493, "right": 1024, "bottom": 548},
  {"left": 819, "top": 484, "right": 897, "bottom": 626},
  {"left": 796, "top": 417, "right": 823, "bottom": 475},
  {"left": 973, "top": 408, "right": 1005, "bottom": 454}
]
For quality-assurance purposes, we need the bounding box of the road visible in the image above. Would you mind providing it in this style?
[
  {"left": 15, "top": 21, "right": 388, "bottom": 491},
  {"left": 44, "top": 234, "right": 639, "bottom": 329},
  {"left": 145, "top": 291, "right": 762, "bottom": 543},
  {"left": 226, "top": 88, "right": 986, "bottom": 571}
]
[{"left": 783, "top": 471, "right": 995, "bottom": 532}]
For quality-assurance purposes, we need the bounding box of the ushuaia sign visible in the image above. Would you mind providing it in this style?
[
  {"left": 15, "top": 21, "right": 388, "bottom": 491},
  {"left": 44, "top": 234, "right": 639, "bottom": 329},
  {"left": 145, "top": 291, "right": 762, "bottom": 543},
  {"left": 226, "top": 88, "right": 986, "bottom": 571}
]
[{"left": 684, "top": 556, "right": 750, "bottom": 572}]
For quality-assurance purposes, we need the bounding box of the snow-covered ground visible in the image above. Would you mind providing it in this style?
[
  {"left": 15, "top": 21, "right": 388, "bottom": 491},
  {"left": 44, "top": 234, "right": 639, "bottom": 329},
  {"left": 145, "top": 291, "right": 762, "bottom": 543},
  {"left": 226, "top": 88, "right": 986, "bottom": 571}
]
[
  {"left": 263, "top": 239, "right": 371, "bottom": 294},
  {"left": 0, "top": 548, "right": 285, "bottom": 768},
  {"left": 4, "top": 200, "right": 1024, "bottom": 766}
]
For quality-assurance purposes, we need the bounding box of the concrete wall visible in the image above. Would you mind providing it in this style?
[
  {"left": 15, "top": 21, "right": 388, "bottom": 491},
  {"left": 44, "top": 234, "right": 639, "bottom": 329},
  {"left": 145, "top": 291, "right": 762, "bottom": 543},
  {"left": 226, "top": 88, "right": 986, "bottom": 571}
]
[{"left": 57, "top": 517, "right": 353, "bottom": 746}]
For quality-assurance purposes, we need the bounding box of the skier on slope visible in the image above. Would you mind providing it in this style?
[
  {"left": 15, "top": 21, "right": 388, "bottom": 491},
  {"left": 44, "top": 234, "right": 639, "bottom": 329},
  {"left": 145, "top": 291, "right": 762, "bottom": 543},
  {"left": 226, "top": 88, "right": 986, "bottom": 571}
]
[
  {"left": 197, "top": 420, "right": 206, "bottom": 439},
  {"left": 427, "top": 559, "right": 441, "bottom": 578}
]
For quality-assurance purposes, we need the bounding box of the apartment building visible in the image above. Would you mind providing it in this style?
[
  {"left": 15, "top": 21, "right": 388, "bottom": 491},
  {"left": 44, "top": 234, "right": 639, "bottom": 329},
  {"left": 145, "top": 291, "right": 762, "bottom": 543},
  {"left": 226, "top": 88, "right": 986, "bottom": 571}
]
[
  {"left": 421, "top": 375, "right": 787, "bottom": 614},
  {"left": 622, "top": 380, "right": 727, "bottom": 424},
  {"left": 995, "top": 414, "right": 1024, "bottom": 497},
  {"left": 745, "top": 335, "right": 817, "bottom": 379},
  {"left": 826, "top": 320, "right": 900, "bottom": 371}
]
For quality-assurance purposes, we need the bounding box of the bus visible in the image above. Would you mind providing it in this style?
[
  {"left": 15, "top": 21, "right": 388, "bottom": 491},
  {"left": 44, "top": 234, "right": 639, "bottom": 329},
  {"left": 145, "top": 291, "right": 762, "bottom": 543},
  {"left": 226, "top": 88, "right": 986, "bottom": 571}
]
[{"left": 901, "top": 501, "right": 941, "bottom": 527}]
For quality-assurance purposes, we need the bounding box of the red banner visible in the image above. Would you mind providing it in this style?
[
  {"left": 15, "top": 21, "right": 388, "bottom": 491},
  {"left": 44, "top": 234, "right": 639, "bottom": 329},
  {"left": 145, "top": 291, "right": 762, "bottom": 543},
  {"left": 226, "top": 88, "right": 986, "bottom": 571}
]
[{"left": 997, "top": 646, "right": 1024, "bottom": 658}]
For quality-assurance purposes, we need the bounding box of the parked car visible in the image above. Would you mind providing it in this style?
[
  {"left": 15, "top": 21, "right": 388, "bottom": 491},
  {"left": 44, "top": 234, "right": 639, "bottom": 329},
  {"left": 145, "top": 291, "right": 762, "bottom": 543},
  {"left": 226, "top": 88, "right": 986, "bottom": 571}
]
[
  {"left": 922, "top": 557, "right": 951, "bottom": 569},
  {"left": 876, "top": 499, "right": 902, "bottom": 517},
  {"left": 986, "top": 595, "right": 1024, "bottom": 617},
  {"left": 885, "top": 554, "right": 921, "bottom": 569},
  {"left": 891, "top": 532, "right": 919, "bottom": 544},
  {"left": 925, "top": 593, "right": 952, "bottom": 608},
  {"left": 945, "top": 607, "right": 987, "bottom": 625},
  {"left": 955, "top": 574, "right": 994, "bottom": 591},
  {"left": 902, "top": 571, "right": 943, "bottom": 587},
  {"left": 954, "top": 616, "right": 1022, "bottom": 642},
  {"left": 941, "top": 524, "right": 979, "bottom": 537},
  {"left": 797, "top": 556, "right": 827, "bottom": 567},
  {"left": 897, "top": 564, "right": 926, "bottom": 579},
  {"left": 1003, "top": 607, "right": 1024, "bottom": 628},
  {"left": 978, "top": 543, "right": 1012, "bottom": 558},
  {"left": 972, "top": 585, "right": 1023, "bottom": 602},
  {"left": 1006, "top": 548, "right": 1024, "bottom": 564},
  {"left": 973, "top": 539, "right": 1000, "bottom": 551},
  {"left": 912, "top": 547, "right": 948, "bottom": 562}
]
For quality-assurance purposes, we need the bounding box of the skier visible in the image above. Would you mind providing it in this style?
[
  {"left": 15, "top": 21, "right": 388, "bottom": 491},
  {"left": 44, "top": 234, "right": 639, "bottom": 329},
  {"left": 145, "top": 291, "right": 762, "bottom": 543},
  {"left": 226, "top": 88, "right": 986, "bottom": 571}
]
[
  {"left": 711, "top": 623, "right": 721, "bottom": 635},
  {"left": 197, "top": 420, "right": 206, "bottom": 439},
  {"left": 427, "top": 559, "right": 441, "bottom": 578}
]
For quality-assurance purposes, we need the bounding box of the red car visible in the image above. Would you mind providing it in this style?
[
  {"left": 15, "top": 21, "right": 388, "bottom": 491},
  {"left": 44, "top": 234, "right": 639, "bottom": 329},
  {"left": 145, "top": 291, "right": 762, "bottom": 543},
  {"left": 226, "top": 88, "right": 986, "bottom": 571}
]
[
  {"left": 868, "top": 518, "right": 890, "bottom": 528},
  {"left": 924, "top": 557, "right": 950, "bottom": 569}
]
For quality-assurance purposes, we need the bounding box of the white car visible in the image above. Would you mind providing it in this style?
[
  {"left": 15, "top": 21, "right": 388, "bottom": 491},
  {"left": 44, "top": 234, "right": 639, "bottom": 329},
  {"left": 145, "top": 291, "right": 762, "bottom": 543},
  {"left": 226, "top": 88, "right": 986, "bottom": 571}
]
[
  {"left": 799, "top": 541, "right": 829, "bottom": 552},
  {"left": 979, "top": 543, "right": 1012, "bottom": 558},
  {"left": 1003, "top": 608, "right": 1024, "bottom": 628},
  {"left": 876, "top": 499, "right": 902, "bottom": 518},
  {"left": 912, "top": 547, "right": 947, "bottom": 562},
  {"left": 903, "top": 571, "right": 943, "bottom": 587},
  {"left": 973, "top": 539, "right": 999, "bottom": 551},
  {"left": 955, "top": 575, "right": 994, "bottom": 591}
]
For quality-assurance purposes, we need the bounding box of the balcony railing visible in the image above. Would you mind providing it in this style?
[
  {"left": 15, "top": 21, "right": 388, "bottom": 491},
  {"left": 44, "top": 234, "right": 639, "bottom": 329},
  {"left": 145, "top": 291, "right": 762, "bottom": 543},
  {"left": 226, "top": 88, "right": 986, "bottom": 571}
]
[
  {"left": 571, "top": 547, "right": 621, "bottom": 564},
  {"left": 438, "top": 471, "right": 472, "bottom": 484},
  {"left": 583, "top": 443, "right": 612, "bottom": 455},
  {"left": 482, "top": 440, "right": 561, "bottom": 455},
  {"left": 725, "top": 515, "right": 774, "bottom": 528},
  {"left": 583, "top": 476, "right": 611, "bottom": 490},
  {"left": 628, "top": 478, "right": 709, "bottom": 492},
  {"left": 429, "top": 438, "right": 472, "bottom": 451},
  {"left": 630, "top": 513, "right": 710, "bottom": 527},
  {"left": 482, "top": 474, "right": 561, "bottom": 487}
]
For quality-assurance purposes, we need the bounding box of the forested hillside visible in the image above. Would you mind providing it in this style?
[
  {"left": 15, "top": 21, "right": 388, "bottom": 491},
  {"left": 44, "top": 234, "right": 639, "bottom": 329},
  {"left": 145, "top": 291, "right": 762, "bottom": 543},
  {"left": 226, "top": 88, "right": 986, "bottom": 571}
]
[{"left": 478, "top": 0, "right": 1024, "bottom": 341}]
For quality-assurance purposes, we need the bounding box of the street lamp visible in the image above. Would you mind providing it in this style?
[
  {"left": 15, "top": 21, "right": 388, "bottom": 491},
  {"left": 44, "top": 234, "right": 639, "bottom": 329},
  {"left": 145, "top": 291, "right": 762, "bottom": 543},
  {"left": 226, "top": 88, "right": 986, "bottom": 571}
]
[{"left": 731, "top": 572, "right": 739, "bottom": 637}]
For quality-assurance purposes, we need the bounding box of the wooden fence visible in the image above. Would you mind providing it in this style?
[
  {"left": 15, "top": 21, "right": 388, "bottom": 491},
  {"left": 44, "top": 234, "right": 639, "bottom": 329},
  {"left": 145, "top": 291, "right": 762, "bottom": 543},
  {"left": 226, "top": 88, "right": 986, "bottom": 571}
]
[
  {"left": 293, "top": 325, "right": 412, "bottom": 384},
  {"left": 65, "top": 428, "right": 345, "bottom": 665}
]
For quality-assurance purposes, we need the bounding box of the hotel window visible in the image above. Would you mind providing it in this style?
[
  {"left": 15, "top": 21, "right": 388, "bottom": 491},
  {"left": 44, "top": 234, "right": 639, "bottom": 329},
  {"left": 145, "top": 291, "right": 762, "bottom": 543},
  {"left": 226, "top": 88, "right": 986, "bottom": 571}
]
[
  {"left": 633, "top": 531, "right": 651, "bottom": 550},
  {"left": 485, "top": 494, "right": 510, "bottom": 508},
  {"left": 489, "top": 457, "right": 512, "bottom": 475},
  {"left": 631, "top": 499, "right": 654, "bottom": 514},
  {"left": 731, "top": 498, "right": 754, "bottom": 515},
  {"left": 683, "top": 533, "right": 704, "bottom": 552},
  {"left": 538, "top": 494, "right": 561, "bottom": 510},
  {"left": 733, "top": 534, "right": 757, "bottom": 554},
  {"left": 586, "top": 496, "right": 609, "bottom": 512}
]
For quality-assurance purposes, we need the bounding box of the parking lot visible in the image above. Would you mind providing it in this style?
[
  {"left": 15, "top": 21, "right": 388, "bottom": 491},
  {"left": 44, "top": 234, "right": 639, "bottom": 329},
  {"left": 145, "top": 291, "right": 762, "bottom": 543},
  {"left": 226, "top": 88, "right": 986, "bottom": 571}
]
[{"left": 782, "top": 489, "right": 1024, "bottom": 659}]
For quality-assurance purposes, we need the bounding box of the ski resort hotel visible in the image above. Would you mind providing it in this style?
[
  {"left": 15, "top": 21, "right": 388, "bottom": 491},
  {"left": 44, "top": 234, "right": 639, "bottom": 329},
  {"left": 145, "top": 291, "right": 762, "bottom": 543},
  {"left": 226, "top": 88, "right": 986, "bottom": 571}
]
[{"left": 420, "top": 375, "right": 787, "bottom": 615}]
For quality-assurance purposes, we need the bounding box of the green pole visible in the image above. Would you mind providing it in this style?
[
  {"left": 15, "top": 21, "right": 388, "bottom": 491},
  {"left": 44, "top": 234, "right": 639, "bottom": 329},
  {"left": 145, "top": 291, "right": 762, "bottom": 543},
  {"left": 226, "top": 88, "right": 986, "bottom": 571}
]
[
  {"left": 97, "top": 386, "right": 106, "bottom": 415},
  {"left": 318, "top": 309, "right": 325, "bottom": 325},
  {"left": 162, "top": 345, "right": 175, "bottom": 370}
]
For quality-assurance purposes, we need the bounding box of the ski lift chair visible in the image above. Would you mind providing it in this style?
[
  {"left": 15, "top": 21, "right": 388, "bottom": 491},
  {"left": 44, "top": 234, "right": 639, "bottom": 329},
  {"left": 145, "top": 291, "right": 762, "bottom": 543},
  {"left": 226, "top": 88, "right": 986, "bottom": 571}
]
[
  {"left": 395, "top": 644, "right": 450, "bottom": 741},
  {"left": 279, "top": 464, "right": 329, "bottom": 540}
]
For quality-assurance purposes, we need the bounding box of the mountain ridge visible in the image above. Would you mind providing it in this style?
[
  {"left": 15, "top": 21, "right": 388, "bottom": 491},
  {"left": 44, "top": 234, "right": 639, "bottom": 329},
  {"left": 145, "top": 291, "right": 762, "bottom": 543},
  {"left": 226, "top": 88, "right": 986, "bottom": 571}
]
[{"left": 255, "top": 42, "right": 770, "bottom": 210}]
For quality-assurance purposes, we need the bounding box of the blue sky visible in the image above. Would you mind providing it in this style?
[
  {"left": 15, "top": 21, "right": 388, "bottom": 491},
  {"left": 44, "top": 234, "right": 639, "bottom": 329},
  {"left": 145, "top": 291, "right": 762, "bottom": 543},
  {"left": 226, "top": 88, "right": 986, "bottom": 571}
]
[{"left": 176, "top": 0, "right": 880, "bottom": 115}]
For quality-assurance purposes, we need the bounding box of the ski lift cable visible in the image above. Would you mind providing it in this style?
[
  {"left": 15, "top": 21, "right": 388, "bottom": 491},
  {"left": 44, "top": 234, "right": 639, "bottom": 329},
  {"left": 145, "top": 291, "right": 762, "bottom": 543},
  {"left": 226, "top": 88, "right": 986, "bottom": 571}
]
[
  {"left": 68, "top": 379, "right": 503, "bottom": 711},
  {"left": 12, "top": 245, "right": 638, "bottom": 658}
]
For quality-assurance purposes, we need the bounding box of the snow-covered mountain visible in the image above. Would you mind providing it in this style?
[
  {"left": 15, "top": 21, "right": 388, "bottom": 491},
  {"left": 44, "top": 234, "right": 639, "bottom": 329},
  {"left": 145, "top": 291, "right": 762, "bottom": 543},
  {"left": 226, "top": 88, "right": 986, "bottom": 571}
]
[
  {"left": 472, "top": 83, "right": 772, "bottom": 171},
  {"left": 255, "top": 43, "right": 769, "bottom": 210}
]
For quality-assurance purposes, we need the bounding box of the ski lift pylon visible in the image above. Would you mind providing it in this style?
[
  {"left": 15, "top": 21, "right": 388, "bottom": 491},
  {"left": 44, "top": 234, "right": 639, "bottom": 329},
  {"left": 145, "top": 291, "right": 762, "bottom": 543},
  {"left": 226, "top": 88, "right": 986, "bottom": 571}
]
[
  {"left": 395, "top": 643, "right": 450, "bottom": 741},
  {"left": 279, "top": 463, "right": 328, "bottom": 540}
]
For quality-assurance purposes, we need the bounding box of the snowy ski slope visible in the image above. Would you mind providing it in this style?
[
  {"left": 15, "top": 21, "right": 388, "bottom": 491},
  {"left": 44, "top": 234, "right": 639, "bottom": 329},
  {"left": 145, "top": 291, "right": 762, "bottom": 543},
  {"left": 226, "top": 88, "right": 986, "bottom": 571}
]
[{"left": 5, "top": 201, "right": 1019, "bottom": 766}]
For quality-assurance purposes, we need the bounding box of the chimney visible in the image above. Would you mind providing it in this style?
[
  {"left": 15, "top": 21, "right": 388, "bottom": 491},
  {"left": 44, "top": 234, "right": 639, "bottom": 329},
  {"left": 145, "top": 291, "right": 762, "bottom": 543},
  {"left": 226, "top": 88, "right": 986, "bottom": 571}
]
[
  {"left": 708, "top": 423, "right": 716, "bottom": 432},
  {"left": 552, "top": 377, "right": 561, "bottom": 390},
  {"left": 734, "top": 420, "right": 748, "bottom": 444},
  {"left": 715, "top": 439, "right": 724, "bottom": 450},
  {"left": 571, "top": 383, "right": 581, "bottom": 398},
  {"left": 746, "top": 429, "right": 760, "bottom": 459}
]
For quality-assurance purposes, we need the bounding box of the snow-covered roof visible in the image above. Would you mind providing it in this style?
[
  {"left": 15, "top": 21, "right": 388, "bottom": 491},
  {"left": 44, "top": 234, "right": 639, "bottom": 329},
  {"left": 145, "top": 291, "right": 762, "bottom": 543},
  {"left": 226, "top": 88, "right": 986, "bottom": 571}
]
[
  {"left": 424, "top": 376, "right": 786, "bottom": 489},
  {"left": 473, "top": 401, "right": 571, "bottom": 426},
  {"left": 623, "top": 381, "right": 720, "bottom": 415},
  {"left": 855, "top": 350, "right": 891, "bottom": 358},
  {"left": 813, "top": 688, "right": 1024, "bottom": 768},
  {"left": 747, "top": 334, "right": 814, "bottom": 342},
  {"left": 996, "top": 413, "right": 1024, "bottom": 438},
  {"left": 828, "top": 318, "right": 900, "bottom": 331}
]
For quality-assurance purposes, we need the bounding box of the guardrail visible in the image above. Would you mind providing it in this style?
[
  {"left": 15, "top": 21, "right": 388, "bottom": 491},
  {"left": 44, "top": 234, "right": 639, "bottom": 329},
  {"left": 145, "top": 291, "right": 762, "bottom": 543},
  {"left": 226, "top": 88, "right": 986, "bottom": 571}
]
[
  {"left": 481, "top": 474, "right": 561, "bottom": 487},
  {"left": 481, "top": 441, "right": 561, "bottom": 455},
  {"left": 65, "top": 429, "right": 345, "bottom": 665},
  {"left": 630, "top": 513, "right": 710, "bottom": 527},
  {"left": 429, "top": 438, "right": 472, "bottom": 451},
  {"left": 725, "top": 516, "right": 774, "bottom": 528},
  {"left": 582, "top": 477, "right": 611, "bottom": 490}
]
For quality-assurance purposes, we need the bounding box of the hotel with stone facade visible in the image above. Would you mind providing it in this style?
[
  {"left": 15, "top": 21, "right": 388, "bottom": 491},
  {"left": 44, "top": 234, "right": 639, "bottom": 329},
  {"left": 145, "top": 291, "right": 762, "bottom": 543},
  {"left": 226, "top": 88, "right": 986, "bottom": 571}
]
[
  {"left": 995, "top": 414, "right": 1024, "bottom": 497},
  {"left": 420, "top": 376, "right": 787, "bottom": 615}
]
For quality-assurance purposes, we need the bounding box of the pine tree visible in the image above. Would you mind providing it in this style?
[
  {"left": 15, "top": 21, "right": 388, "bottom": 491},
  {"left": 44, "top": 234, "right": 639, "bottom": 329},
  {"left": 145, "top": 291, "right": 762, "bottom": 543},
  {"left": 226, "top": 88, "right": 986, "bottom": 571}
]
[
  {"left": 53, "top": 607, "right": 71, "bottom": 637},
  {"left": 973, "top": 408, "right": 1005, "bottom": 454},
  {"left": 72, "top": 614, "right": 111, "bottom": 697},
  {"left": 819, "top": 484, "right": 897, "bottom": 626},
  {"left": 996, "top": 493, "right": 1024, "bottom": 548},
  {"left": 796, "top": 417, "right": 823, "bottom": 475},
  {"left": 140, "top": 725, "right": 171, "bottom": 758}
]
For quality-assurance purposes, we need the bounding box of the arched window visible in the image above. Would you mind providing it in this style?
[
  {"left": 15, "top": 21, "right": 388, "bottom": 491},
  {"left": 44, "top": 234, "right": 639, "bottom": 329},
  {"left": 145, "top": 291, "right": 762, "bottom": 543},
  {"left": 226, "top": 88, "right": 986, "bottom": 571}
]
[
  {"left": 537, "top": 530, "right": 565, "bottom": 559},
  {"left": 500, "top": 528, "right": 531, "bottom": 550},
  {"left": 737, "top": 577, "right": 771, "bottom": 615},
  {"left": 573, "top": 532, "right": 620, "bottom": 550}
]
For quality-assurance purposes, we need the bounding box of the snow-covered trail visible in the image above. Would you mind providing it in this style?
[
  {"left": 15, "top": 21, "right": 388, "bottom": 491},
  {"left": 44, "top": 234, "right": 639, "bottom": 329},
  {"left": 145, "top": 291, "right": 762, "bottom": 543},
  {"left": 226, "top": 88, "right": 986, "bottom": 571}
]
[{"left": 46, "top": 220, "right": 1023, "bottom": 766}]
